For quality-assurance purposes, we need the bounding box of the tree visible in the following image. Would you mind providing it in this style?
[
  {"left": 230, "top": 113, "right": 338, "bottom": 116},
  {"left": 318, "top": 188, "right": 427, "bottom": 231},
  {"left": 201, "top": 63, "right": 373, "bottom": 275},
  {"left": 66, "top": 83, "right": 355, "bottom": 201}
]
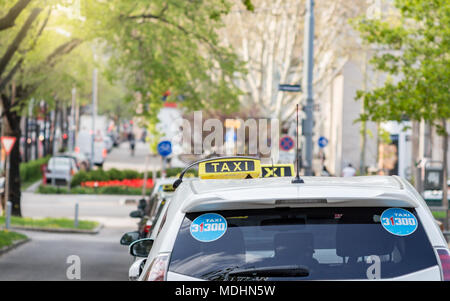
[
  {"left": 0, "top": 0, "right": 250, "bottom": 215},
  {"left": 354, "top": 0, "right": 450, "bottom": 225},
  {"left": 84, "top": 0, "right": 247, "bottom": 130},
  {"left": 0, "top": 0, "right": 87, "bottom": 216}
]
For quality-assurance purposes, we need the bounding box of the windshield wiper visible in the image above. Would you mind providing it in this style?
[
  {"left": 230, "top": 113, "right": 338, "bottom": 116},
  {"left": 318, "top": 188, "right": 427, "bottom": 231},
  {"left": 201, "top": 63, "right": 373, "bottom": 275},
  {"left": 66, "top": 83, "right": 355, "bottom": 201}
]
[{"left": 227, "top": 265, "right": 310, "bottom": 278}]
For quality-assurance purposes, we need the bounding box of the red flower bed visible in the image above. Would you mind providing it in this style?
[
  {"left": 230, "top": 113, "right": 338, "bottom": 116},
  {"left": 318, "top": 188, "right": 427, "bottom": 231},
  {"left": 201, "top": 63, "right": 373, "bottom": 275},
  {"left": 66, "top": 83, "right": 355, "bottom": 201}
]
[{"left": 81, "top": 179, "right": 154, "bottom": 189}]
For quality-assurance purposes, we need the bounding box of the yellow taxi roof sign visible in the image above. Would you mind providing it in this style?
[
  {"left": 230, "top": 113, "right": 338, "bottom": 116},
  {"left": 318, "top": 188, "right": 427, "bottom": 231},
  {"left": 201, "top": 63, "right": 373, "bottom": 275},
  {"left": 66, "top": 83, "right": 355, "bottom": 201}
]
[
  {"left": 261, "top": 164, "right": 295, "bottom": 178},
  {"left": 162, "top": 184, "right": 175, "bottom": 192},
  {"left": 199, "top": 158, "right": 261, "bottom": 179}
]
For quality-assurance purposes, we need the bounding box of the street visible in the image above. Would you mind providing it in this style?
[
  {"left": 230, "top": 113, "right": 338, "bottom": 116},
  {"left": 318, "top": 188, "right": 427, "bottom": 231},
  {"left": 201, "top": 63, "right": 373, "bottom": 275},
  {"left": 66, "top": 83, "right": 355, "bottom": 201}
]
[
  {"left": 0, "top": 228, "right": 133, "bottom": 281},
  {"left": 0, "top": 144, "right": 144, "bottom": 281},
  {"left": 103, "top": 141, "right": 161, "bottom": 172},
  {"left": 0, "top": 0, "right": 448, "bottom": 284}
]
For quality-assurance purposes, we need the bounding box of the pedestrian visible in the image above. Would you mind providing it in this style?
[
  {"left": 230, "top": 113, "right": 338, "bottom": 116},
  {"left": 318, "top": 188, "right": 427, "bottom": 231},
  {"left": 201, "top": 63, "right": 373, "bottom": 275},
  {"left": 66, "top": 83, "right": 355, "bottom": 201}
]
[
  {"left": 342, "top": 163, "right": 356, "bottom": 177},
  {"left": 128, "top": 132, "right": 136, "bottom": 156}
]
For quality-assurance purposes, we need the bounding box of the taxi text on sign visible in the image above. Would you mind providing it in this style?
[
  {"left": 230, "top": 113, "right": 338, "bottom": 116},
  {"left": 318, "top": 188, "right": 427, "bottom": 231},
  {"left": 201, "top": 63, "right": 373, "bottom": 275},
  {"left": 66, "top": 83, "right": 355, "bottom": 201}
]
[
  {"left": 198, "top": 158, "right": 261, "bottom": 179},
  {"left": 261, "top": 164, "right": 295, "bottom": 178}
]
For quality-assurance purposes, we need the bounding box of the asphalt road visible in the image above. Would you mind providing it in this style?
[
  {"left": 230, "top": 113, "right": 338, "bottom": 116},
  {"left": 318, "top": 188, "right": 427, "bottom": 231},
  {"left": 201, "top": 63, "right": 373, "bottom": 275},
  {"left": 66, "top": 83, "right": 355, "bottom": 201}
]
[
  {"left": 103, "top": 141, "right": 162, "bottom": 172},
  {"left": 0, "top": 227, "right": 134, "bottom": 281},
  {"left": 0, "top": 144, "right": 150, "bottom": 281}
]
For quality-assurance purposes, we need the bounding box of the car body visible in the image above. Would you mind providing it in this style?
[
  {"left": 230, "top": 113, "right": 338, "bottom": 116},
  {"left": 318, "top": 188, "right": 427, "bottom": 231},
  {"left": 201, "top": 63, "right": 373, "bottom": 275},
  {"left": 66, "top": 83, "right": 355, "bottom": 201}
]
[
  {"left": 138, "top": 188, "right": 174, "bottom": 238},
  {"left": 45, "top": 156, "right": 78, "bottom": 185},
  {"left": 125, "top": 179, "right": 178, "bottom": 280},
  {"left": 64, "top": 152, "right": 91, "bottom": 171},
  {"left": 103, "top": 135, "right": 113, "bottom": 153},
  {"left": 75, "top": 130, "right": 107, "bottom": 167},
  {"left": 137, "top": 159, "right": 449, "bottom": 281}
]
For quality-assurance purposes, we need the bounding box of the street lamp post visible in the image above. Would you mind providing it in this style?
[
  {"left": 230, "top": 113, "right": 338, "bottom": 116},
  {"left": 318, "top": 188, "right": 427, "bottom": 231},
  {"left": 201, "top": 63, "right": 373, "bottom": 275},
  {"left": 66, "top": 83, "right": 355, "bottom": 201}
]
[
  {"left": 303, "top": 0, "right": 315, "bottom": 176},
  {"left": 68, "top": 87, "right": 76, "bottom": 152},
  {"left": 91, "top": 68, "right": 97, "bottom": 169}
]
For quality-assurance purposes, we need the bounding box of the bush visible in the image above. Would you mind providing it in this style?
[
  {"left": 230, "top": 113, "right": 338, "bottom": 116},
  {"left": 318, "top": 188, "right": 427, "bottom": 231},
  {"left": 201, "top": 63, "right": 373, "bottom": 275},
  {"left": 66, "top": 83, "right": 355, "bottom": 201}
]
[
  {"left": 38, "top": 184, "right": 142, "bottom": 195},
  {"left": 70, "top": 167, "right": 190, "bottom": 187},
  {"left": 20, "top": 156, "right": 50, "bottom": 183}
]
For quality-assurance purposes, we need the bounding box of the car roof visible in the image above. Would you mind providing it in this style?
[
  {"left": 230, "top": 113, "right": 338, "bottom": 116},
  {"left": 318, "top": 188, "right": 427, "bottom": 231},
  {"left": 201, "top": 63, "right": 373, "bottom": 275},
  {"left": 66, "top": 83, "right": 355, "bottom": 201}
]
[{"left": 175, "top": 176, "right": 422, "bottom": 213}]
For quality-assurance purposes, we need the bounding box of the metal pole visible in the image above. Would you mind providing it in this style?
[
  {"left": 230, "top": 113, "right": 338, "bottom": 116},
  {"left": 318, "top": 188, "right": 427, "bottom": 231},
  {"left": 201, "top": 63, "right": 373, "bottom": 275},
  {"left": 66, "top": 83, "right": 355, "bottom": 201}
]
[
  {"left": 359, "top": 51, "right": 368, "bottom": 175},
  {"left": 74, "top": 203, "right": 79, "bottom": 228},
  {"left": 5, "top": 201, "right": 11, "bottom": 230},
  {"left": 91, "top": 69, "right": 98, "bottom": 169},
  {"left": 162, "top": 156, "right": 166, "bottom": 179},
  {"left": 69, "top": 87, "right": 76, "bottom": 152},
  {"left": 4, "top": 155, "right": 10, "bottom": 219},
  {"left": 303, "top": 0, "right": 315, "bottom": 176},
  {"left": 142, "top": 155, "right": 149, "bottom": 197}
]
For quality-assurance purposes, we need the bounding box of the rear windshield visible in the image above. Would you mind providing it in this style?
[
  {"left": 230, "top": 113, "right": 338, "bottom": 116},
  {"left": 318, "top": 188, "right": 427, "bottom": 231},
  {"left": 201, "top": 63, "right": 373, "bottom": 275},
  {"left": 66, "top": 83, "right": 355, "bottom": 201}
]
[
  {"left": 48, "top": 158, "right": 71, "bottom": 167},
  {"left": 169, "top": 207, "right": 438, "bottom": 280}
]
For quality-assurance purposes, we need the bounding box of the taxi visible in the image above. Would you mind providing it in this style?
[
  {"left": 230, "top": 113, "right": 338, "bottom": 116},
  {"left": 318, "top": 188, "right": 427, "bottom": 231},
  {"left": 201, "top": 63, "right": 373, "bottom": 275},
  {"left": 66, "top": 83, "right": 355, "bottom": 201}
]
[
  {"left": 120, "top": 179, "right": 176, "bottom": 247},
  {"left": 129, "top": 157, "right": 450, "bottom": 281},
  {"left": 123, "top": 180, "right": 177, "bottom": 280}
]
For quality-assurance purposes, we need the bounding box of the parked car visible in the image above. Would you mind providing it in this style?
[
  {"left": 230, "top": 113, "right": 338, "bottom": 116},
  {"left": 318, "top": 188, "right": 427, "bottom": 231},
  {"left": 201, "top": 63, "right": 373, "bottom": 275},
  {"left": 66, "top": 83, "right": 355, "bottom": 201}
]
[
  {"left": 45, "top": 156, "right": 78, "bottom": 185},
  {"left": 103, "top": 135, "right": 113, "bottom": 153},
  {"left": 65, "top": 152, "right": 91, "bottom": 171},
  {"left": 75, "top": 130, "right": 107, "bottom": 168}
]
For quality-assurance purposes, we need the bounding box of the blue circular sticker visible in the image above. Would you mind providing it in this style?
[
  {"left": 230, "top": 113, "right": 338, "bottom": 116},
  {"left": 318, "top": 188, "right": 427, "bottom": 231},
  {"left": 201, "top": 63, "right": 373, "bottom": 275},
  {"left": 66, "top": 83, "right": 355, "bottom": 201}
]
[
  {"left": 190, "top": 213, "right": 228, "bottom": 242},
  {"left": 380, "top": 208, "right": 418, "bottom": 236}
]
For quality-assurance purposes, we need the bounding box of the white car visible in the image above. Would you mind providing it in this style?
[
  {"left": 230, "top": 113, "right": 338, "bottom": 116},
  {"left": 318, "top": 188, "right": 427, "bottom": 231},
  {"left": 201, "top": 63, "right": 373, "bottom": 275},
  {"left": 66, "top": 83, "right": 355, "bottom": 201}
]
[
  {"left": 45, "top": 156, "right": 78, "bottom": 185},
  {"left": 128, "top": 188, "right": 175, "bottom": 281},
  {"left": 75, "top": 130, "right": 107, "bottom": 167},
  {"left": 129, "top": 157, "right": 450, "bottom": 281}
]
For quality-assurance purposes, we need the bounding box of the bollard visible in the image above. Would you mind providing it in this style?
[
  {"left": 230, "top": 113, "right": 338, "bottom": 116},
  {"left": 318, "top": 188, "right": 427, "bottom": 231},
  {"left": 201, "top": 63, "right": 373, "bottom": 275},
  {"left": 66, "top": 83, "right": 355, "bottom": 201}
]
[
  {"left": 5, "top": 201, "right": 11, "bottom": 230},
  {"left": 74, "top": 203, "right": 79, "bottom": 228}
]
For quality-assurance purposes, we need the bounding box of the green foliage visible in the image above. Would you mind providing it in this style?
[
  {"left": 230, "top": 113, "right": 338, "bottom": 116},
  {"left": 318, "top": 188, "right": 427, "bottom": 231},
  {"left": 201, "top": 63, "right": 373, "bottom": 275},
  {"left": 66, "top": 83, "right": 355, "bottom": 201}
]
[
  {"left": 37, "top": 184, "right": 143, "bottom": 195},
  {"left": 0, "top": 216, "right": 98, "bottom": 230},
  {"left": 353, "top": 0, "right": 450, "bottom": 134},
  {"left": 1, "top": 0, "right": 248, "bottom": 136},
  {"left": 84, "top": 0, "right": 246, "bottom": 126},
  {"left": 0, "top": 230, "right": 27, "bottom": 248},
  {"left": 69, "top": 167, "right": 197, "bottom": 187},
  {"left": 70, "top": 168, "right": 145, "bottom": 187},
  {"left": 19, "top": 156, "right": 50, "bottom": 183}
]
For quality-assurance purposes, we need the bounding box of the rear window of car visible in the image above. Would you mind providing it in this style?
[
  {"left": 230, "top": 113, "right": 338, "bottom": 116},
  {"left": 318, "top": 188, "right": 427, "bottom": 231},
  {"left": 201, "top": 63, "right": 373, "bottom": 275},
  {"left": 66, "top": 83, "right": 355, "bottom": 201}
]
[
  {"left": 168, "top": 207, "right": 438, "bottom": 280},
  {"left": 48, "top": 157, "right": 71, "bottom": 167}
]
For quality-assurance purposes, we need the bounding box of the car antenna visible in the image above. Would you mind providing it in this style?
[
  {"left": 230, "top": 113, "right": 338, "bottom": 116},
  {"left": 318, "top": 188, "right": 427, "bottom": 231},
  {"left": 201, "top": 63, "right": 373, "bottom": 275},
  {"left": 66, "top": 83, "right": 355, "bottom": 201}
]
[{"left": 292, "top": 103, "right": 304, "bottom": 184}]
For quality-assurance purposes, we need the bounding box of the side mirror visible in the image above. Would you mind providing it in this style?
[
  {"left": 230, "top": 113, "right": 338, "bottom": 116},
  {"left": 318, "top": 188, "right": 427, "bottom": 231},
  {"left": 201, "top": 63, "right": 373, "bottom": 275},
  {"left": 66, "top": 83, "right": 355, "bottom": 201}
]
[
  {"left": 120, "top": 231, "right": 140, "bottom": 245},
  {"left": 130, "top": 210, "right": 144, "bottom": 218},
  {"left": 129, "top": 238, "right": 154, "bottom": 257},
  {"left": 129, "top": 258, "right": 147, "bottom": 281},
  {"left": 137, "top": 199, "right": 147, "bottom": 211}
]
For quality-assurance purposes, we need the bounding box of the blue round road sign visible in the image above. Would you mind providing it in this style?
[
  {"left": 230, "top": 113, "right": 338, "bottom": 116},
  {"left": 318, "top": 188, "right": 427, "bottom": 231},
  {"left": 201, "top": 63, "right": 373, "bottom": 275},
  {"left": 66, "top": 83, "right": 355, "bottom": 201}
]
[
  {"left": 318, "top": 136, "right": 328, "bottom": 148},
  {"left": 279, "top": 136, "right": 295, "bottom": 151},
  {"left": 157, "top": 140, "right": 172, "bottom": 157}
]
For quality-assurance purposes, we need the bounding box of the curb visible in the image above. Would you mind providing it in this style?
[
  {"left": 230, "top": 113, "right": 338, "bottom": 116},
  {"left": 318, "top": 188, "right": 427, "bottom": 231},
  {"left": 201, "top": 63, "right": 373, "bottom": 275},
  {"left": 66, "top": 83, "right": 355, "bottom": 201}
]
[
  {"left": 9, "top": 223, "right": 103, "bottom": 235},
  {"left": 0, "top": 238, "right": 30, "bottom": 257}
]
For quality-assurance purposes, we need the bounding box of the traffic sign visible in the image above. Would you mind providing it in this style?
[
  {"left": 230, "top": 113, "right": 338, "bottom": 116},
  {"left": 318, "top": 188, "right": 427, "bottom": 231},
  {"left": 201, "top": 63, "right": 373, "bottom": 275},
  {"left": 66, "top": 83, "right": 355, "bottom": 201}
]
[
  {"left": 318, "top": 136, "right": 328, "bottom": 148},
  {"left": 1, "top": 136, "right": 16, "bottom": 155},
  {"left": 157, "top": 140, "right": 172, "bottom": 157},
  {"left": 279, "top": 135, "right": 295, "bottom": 152},
  {"left": 278, "top": 84, "right": 302, "bottom": 92}
]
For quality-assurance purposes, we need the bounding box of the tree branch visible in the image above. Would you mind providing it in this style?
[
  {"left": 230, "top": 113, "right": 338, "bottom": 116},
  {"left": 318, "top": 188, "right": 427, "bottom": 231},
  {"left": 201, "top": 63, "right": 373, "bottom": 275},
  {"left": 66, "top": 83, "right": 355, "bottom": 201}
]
[
  {"left": 0, "top": 7, "right": 42, "bottom": 78},
  {"left": 0, "top": 58, "right": 23, "bottom": 92},
  {"left": 0, "top": 0, "right": 32, "bottom": 31},
  {"left": 45, "top": 38, "right": 83, "bottom": 67}
]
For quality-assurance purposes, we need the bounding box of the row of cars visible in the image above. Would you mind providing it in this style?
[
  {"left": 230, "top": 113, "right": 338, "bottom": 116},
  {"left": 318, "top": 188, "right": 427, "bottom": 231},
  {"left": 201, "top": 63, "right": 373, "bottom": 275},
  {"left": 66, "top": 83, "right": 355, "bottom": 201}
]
[
  {"left": 44, "top": 131, "right": 120, "bottom": 185},
  {"left": 120, "top": 156, "right": 450, "bottom": 281}
]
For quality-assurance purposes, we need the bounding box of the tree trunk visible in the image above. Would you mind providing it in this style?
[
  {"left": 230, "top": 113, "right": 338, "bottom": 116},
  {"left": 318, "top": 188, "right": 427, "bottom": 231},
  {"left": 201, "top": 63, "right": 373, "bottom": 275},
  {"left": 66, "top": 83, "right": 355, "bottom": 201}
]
[{"left": 1, "top": 96, "right": 22, "bottom": 217}]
